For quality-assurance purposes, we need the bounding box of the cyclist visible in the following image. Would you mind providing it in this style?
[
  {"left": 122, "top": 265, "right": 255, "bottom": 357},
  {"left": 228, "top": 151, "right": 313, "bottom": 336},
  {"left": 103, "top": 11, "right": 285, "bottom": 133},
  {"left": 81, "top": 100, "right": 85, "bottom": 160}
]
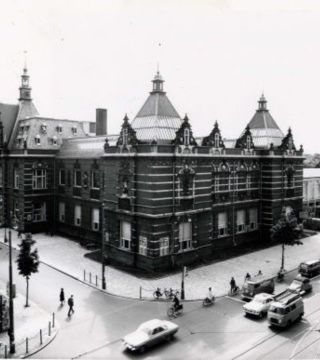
[{"left": 173, "top": 294, "right": 180, "bottom": 313}]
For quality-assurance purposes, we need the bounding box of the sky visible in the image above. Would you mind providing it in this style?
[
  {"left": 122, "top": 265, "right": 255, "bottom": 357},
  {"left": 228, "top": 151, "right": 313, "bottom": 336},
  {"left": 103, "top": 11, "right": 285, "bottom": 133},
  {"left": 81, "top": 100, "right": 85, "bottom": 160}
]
[{"left": 0, "top": 0, "right": 319, "bottom": 153}]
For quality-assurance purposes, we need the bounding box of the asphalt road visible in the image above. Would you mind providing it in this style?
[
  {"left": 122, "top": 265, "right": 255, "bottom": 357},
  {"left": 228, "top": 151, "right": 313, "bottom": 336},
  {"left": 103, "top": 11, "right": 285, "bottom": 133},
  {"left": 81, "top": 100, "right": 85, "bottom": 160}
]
[{"left": 0, "top": 244, "right": 319, "bottom": 360}]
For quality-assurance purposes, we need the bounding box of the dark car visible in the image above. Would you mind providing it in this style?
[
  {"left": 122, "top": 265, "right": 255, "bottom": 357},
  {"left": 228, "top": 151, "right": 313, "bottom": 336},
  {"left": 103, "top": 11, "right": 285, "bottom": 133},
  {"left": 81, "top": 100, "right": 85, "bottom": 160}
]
[{"left": 299, "top": 259, "right": 320, "bottom": 278}]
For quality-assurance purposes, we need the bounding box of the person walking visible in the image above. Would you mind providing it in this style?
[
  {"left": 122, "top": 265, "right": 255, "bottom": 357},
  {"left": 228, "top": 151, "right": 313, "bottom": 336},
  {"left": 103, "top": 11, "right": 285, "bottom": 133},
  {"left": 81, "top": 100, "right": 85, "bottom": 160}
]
[
  {"left": 245, "top": 272, "right": 251, "bottom": 282},
  {"left": 67, "top": 295, "right": 74, "bottom": 317},
  {"left": 59, "top": 288, "right": 65, "bottom": 306},
  {"left": 230, "top": 277, "right": 236, "bottom": 294}
]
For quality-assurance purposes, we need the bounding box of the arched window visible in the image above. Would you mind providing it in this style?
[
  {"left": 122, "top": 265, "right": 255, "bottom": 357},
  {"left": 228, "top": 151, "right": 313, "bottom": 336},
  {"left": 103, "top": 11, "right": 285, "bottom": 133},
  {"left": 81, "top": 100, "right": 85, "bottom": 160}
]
[
  {"left": 184, "top": 128, "right": 190, "bottom": 146},
  {"left": 246, "top": 135, "right": 251, "bottom": 149},
  {"left": 123, "top": 128, "right": 128, "bottom": 145},
  {"left": 214, "top": 133, "right": 220, "bottom": 148}
]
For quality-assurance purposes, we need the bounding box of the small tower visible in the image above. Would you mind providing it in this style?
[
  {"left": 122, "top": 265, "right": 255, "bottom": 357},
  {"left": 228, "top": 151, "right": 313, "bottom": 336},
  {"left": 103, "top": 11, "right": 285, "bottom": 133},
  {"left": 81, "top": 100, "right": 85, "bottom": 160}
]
[
  {"left": 257, "top": 93, "right": 267, "bottom": 111},
  {"left": 151, "top": 71, "right": 165, "bottom": 94},
  {"left": 19, "top": 66, "right": 32, "bottom": 101}
]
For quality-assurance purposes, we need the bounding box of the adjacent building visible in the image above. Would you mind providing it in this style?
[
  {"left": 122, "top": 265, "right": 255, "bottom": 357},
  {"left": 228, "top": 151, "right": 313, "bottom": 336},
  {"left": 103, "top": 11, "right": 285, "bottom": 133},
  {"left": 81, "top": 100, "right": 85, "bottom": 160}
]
[{"left": 0, "top": 67, "right": 304, "bottom": 271}]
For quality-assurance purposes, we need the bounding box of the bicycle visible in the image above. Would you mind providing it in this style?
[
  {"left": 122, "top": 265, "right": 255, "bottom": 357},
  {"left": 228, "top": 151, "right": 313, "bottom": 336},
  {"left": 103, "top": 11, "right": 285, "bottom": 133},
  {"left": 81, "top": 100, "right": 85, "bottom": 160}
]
[
  {"left": 167, "top": 304, "right": 183, "bottom": 318},
  {"left": 228, "top": 286, "right": 240, "bottom": 296}
]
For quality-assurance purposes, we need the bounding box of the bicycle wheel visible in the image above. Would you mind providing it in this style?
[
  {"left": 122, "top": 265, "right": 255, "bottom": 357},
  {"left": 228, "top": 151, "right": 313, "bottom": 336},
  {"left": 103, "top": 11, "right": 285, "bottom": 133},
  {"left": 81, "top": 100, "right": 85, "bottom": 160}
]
[
  {"left": 153, "top": 291, "right": 159, "bottom": 299},
  {"left": 167, "top": 307, "right": 174, "bottom": 318}
]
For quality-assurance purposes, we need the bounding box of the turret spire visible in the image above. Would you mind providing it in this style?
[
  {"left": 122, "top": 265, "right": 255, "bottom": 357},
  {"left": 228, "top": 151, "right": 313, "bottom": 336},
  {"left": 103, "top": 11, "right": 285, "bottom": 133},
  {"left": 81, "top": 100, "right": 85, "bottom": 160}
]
[
  {"left": 258, "top": 93, "right": 267, "bottom": 111},
  {"left": 151, "top": 70, "right": 165, "bottom": 94},
  {"left": 19, "top": 60, "right": 32, "bottom": 101}
]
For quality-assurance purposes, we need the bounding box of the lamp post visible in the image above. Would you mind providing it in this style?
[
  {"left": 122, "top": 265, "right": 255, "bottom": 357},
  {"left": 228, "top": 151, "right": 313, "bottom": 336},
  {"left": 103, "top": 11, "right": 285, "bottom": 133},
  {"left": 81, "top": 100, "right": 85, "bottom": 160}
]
[
  {"left": 101, "top": 205, "right": 106, "bottom": 290},
  {"left": 7, "top": 229, "right": 15, "bottom": 354}
]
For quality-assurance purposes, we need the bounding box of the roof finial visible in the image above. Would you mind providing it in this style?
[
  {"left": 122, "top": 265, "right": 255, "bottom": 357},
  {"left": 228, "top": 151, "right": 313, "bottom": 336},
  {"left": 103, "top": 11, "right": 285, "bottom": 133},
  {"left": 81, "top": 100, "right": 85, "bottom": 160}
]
[{"left": 23, "top": 50, "right": 28, "bottom": 72}]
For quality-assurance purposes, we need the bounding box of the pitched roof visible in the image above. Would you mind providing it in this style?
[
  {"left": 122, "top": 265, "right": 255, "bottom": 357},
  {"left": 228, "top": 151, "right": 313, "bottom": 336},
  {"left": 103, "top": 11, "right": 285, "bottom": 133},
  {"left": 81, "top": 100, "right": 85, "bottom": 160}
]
[
  {"left": 0, "top": 103, "right": 19, "bottom": 143},
  {"left": 246, "top": 94, "right": 284, "bottom": 148},
  {"left": 131, "top": 72, "right": 182, "bottom": 143},
  {"left": 57, "top": 135, "right": 118, "bottom": 158}
]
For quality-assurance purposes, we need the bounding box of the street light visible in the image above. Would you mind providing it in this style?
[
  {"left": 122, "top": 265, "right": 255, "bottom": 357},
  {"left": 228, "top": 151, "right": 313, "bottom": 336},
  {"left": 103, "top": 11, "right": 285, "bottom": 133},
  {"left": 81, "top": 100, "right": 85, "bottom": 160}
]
[
  {"left": 5, "top": 229, "right": 15, "bottom": 354},
  {"left": 101, "top": 204, "right": 106, "bottom": 290}
]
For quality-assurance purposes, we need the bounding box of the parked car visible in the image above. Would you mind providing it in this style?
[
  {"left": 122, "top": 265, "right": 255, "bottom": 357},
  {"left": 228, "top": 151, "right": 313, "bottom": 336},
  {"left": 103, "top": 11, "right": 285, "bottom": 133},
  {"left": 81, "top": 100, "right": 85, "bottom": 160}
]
[
  {"left": 299, "top": 259, "right": 320, "bottom": 278},
  {"left": 242, "top": 275, "right": 275, "bottom": 300},
  {"left": 268, "top": 291, "right": 304, "bottom": 328},
  {"left": 288, "top": 275, "right": 312, "bottom": 295},
  {"left": 243, "top": 293, "right": 274, "bottom": 318},
  {"left": 122, "top": 319, "right": 179, "bottom": 353}
]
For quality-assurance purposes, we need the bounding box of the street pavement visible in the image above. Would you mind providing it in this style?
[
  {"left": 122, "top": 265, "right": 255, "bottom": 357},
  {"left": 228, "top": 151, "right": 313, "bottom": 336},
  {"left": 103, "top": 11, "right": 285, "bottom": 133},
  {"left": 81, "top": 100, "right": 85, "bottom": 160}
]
[{"left": 1, "top": 241, "right": 320, "bottom": 359}]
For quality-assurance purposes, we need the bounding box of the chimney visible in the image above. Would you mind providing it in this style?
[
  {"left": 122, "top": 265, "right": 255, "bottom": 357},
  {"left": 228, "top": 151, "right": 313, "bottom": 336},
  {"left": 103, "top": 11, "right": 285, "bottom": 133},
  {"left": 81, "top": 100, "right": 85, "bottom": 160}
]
[{"left": 96, "top": 108, "right": 107, "bottom": 136}]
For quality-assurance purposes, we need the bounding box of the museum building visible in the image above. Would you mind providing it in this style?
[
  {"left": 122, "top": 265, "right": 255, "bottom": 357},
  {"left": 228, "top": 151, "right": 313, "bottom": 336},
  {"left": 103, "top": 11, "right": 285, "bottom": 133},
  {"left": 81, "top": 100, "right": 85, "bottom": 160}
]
[{"left": 0, "top": 68, "right": 304, "bottom": 271}]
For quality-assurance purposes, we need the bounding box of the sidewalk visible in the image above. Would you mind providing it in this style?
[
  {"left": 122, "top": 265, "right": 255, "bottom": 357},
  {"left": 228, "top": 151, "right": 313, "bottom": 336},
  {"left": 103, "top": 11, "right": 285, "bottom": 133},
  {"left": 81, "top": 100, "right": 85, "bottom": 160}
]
[
  {"left": 0, "top": 279, "right": 58, "bottom": 358},
  {"left": 1, "top": 229, "right": 320, "bottom": 301}
]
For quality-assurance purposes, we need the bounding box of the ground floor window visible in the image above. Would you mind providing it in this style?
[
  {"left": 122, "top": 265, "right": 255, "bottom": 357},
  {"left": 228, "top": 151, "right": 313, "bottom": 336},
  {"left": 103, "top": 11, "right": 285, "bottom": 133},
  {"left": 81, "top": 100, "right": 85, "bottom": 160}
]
[
  {"left": 218, "top": 212, "right": 228, "bottom": 237},
  {"left": 249, "top": 208, "right": 258, "bottom": 230},
  {"left": 139, "top": 236, "right": 148, "bottom": 255},
  {"left": 179, "top": 222, "right": 192, "bottom": 251},
  {"left": 92, "top": 208, "right": 100, "bottom": 231},
  {"left": 59, "top": 202, "right": 65, "bottom": 222},
  {"left": 74, "top": 205, "right": 81, "bottom": 226},
  {"left": 236, "top": 209, "right": 246, "bottom": 233},
  {"left": 120, "top": 221, "right": 131, "bottom": 250},
  {"left": 159, "top": 236, "right": 169, "bottom": 256},
  {"left": 33, "top": 202, "right": 46, "bottom": 222}
]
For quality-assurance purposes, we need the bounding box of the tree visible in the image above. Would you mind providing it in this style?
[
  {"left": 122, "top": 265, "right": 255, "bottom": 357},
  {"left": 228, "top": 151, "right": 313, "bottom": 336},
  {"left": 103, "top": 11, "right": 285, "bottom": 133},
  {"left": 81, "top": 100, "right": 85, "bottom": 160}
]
[
  {"left": 16, "top": 233, "right": 40, "bottom": 307},
  {"left": 271, "top": 207, "right": 303, "bottom": 275}
]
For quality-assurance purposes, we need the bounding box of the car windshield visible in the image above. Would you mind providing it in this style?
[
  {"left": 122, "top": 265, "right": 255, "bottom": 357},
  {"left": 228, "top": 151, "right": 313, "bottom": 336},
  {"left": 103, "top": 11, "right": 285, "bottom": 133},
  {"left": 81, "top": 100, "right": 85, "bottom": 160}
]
[
  {"left": 291, "top": 280, "right": 301, "bottom": 286},
  {"left": 269, "top": 306, "right": 285, "bottom": 315}
]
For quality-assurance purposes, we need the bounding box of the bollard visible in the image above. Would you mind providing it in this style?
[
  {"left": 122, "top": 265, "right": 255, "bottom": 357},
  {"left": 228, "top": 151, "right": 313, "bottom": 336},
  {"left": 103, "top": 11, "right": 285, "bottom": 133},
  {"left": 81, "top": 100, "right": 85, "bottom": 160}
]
[
  {"left": 40, "top": 329, "right": 43, "bottom": 345},
  {"left": 89, "top": 272, "right": 92, "bottom": 284},
  {"left": 139, "top": 286, "right": 142, "bottom": 299},
  {"left": 84, "top": 269, "right": 86, "bottom": 281},
  {"left": 26, "top": 338, "right": 29, "bottom": 354},
  {"left": 52, "top": 312, "right": 55, "bottom": 328},
  {"left": 4, "top": 345, "right": 7, "bottom": 358},
  {"left": 48, "top": 321, "right": 51, "bottom": 336},
  {"left": 95, "top": 275, "right": 98, "bottom": 286}
]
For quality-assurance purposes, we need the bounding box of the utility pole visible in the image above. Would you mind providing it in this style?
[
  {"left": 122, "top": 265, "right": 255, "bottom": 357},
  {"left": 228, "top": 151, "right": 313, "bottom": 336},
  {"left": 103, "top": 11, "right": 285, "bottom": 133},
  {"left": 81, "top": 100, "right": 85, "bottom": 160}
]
[{"left": 8, "top": 230, "right": 15, "bottom": 354}]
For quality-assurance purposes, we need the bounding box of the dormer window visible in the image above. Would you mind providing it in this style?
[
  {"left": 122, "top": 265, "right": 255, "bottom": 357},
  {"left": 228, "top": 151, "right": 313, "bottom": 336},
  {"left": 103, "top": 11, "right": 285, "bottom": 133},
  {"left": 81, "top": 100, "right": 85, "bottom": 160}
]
[
  {"left": 288, "top": 137, "right": 293, "bottom": 151},
  {"left": 123, "top": 128, "right": 128, "bottom": 145},
  {"left": 214, "top": 133, "right": 220, "bottom": 148},
  {"left": 71, "top": 126, "right": 77, "bottom": 135},
  {"left": 246, "top": 135, "right": 251, "bottom": 149},
  {"left": 52, "top": 136, "right": 58, "bottom": 146},
  {"left": 19, "top": 126, "right": 24, "bottom": 134},
  {"left": 40, "top": 123, "right": 47, "bottom": 134},
  {"left": 56, "top": 125, "right": 63, "bottom": 134},
  {"left": 35, "top": 135, "right": 41, "bottom": 145},
  {"left": 184, "top": 128, "right": 190, "bottom": 146}
]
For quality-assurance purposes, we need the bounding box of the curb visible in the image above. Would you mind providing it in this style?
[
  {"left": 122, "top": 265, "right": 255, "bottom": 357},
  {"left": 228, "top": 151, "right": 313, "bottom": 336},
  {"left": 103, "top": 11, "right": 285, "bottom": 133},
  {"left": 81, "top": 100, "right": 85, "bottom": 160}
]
[{"left": 22, "top": 325, "right": 59, "bottom": 359}]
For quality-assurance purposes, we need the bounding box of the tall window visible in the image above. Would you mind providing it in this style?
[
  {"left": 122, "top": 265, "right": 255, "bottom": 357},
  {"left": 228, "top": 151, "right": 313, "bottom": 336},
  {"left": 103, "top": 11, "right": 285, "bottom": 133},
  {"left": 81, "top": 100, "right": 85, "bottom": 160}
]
[
  {"left": 0, "top": 166, "right": 3, "bottom": 187},
  {"left": 246, "top": 135, "right": 251, "bottom": 149},
  {"left": 218, "top": 212, "right": 228, "bottom": 237},
  {"left": 249, "top": 208, "right": 258, "bottom": 230},
  {"left": 247, "top": 173, "right": 252, "bottom": 190},
  {"left": 179, "top": 222, "right": 192, "bottom": 251},
  {"left": 74, "top": 205, "right": 81, "bottom": 226},
  {"left": 120, "top": 221, "right": 131, "bottom": 250},
  {"left": 139, "top": 236, "right": 148, "bottom": 255},
  {"left": 123, "top": 128, "right": 128, "bottom": 145},
  {"left": 184, "top": 128, "right": 190, "bottom": 146},
  {"left": 59, "top": 202, "right": 65, "bottom": 222},
  {"left": 159, "top": 236, "right": 169, "bottom": 256},
  {"left": 14, "top": 169, "right": 19, "bottom": 189},
  {"left": 214, "top": 133, "right": 220, "bottom": 148},
  {"left": 32, "top": 169, "right": 47, "bottom": 189},
  {"left": 92, "top": 208, "right": 100, "bottom": 231},
  {"left": 236, "top": 210, "right": 246, "bottom": 233},
  {"left": 74, "top": 170, "right": 81, "bottom": 187},
  {"left": 33, "top": 202, "right": 46, "bottom": 222},
  {"left": 91, "top": 171, "right": 100, "bottom": 189},
  {"left": 59, "top": 169, "right": 66, "bottom": 186}
]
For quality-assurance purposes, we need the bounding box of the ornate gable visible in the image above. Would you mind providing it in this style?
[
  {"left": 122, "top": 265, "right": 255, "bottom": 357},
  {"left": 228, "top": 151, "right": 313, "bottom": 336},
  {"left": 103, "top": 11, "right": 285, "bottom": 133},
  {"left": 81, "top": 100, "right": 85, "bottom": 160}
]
[
  {"left": 116, "top": 114, "right": 139, "bottom": 147},
  {"left": 235, "top": 126, "right": 255, "bottom": 149},
  {"left": 202, "top": 121, "right": 225, "bottom": 148},
  {"left": 278, "top": 128, "right": 296, "bottom": 151},
  {"left": 172, "top": 115, "right": 197, "bottom": 146}
]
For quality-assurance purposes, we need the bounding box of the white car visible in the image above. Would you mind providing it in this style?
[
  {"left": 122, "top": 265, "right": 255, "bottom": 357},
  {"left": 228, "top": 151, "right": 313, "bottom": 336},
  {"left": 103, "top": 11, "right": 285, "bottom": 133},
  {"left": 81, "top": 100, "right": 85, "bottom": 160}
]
[
  {"left": 122, "top": 319, "right": 179, "bottom": 353},
  {"left": 243, "top": 293, "right": 274, "bottom": 318}
]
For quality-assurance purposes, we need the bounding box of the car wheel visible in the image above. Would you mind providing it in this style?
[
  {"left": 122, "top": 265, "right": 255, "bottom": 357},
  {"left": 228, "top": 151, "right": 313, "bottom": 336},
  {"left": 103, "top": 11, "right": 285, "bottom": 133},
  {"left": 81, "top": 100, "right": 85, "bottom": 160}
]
[
  {"left": 139, "top": 346, "right": 146, "bottom": 353},
  {"left": 167, "top": 334, "right": 174, "bottom": 341},
  {"left": 259, "top": 312, "right": 263, "bottom": 319}
]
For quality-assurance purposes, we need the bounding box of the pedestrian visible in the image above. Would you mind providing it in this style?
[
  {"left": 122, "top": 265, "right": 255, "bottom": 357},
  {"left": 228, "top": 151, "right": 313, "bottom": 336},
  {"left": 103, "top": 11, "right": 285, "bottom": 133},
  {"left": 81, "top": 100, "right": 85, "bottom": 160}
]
[
  {"left": 245, "top": 272, "right": 251, "bottom": 282},
  {"left": 17, "top": 230, "right": 22, "bottom": 239},
  {"left": 59, "top": 288, "right": 65, "bottom": 306},
  {"left": 257, "top": 270, "right": 262, "bottom": 276},
  {"left": 230, "top": 277, "right": 236, "bottom": 294},
  {"left": 67, "top": 295, "right": 74, "bottom": 317}
]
